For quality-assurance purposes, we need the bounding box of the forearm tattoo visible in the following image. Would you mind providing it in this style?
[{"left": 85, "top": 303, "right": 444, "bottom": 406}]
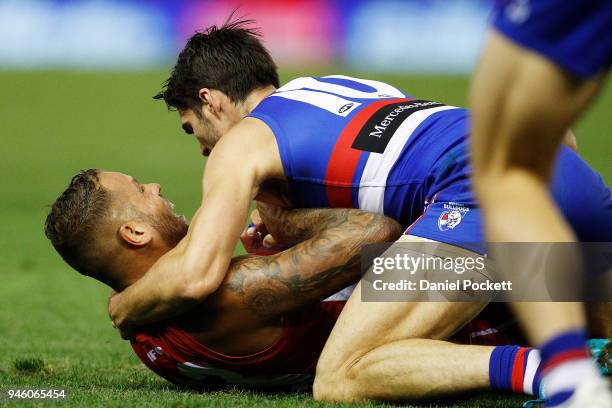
[
  {"left": 227, "top": 209, "right": 396, "bottom": 319},
  {"left": 276, "top": 208, "right": 351, "bottom": 242}
]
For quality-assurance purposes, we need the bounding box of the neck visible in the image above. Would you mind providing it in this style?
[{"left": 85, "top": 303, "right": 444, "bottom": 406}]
[
  {"left": 110, "top": 246, "right": 168, "bottom": 291},
  {"left": 242, "top": 85, "right": 276, "bottom": 115}
]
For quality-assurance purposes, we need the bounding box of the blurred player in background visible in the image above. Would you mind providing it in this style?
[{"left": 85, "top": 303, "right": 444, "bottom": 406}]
[
  {"left": 469, "top": 1, "right": 611, "bottom": 407},
  {"left": 106, "top": 21, "right": 611, "bottom": 404}
]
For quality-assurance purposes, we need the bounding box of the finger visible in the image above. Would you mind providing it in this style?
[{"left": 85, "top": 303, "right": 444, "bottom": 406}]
[
  {"left": 255, "top": 223, "right": 269, "bottom": 238},
  {"left": 246, "top": 223, "right": 257, "bottom": 237},
  {"left": 241, "top": 229, "right": 268, "bottom": 254},
  {"left": 250, "top": 208, "right": 262, "bottom": 225},
  {"left": 263, "top": 234, "right": 278, "bottom": 248},
  {"left": 240, "top": 228, "right": 250, "bottom": 240},
  {"left": 240, "top": 233, "right": 259, "bottom": 250}
]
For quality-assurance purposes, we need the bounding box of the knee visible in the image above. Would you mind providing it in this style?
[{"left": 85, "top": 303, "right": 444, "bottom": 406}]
[
  {"left": 312, "top": 371, "right": 337, "bottom": 402},
  {"left": 475, "top": 167, "right": 547, "bottom": 204},
  {"left": 472, "top": 151, "right": 551, "bottom": 197},
  {"left": 313, "top": 359, "right": 360, "bottom": 402}
]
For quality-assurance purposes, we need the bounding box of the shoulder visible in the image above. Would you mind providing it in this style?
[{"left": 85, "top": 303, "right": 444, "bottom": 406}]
[{"left": 208, "top": 117, "right": 285, "bottom": 181}]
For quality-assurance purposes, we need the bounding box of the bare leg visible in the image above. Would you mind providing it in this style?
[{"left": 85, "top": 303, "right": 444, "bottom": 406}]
[
  {"left": 469, "top": 30, "right": 605, "bottom": 346},
  {"left": 313, "top": 282, "right": 489, "bottom": 402},
  {"left": 512, "top": 302, "right": 585, "bottom": 346},
  {"left": 316, "top": 336, "right": 493, "bottom": 402}
]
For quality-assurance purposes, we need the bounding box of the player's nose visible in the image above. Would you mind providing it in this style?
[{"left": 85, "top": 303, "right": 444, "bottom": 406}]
[
  {"left": 145, "top": 183, "right": 161, "bottom": 195},
  {"left": 201, "top": 147, "right": 211, "bottom": 157}
]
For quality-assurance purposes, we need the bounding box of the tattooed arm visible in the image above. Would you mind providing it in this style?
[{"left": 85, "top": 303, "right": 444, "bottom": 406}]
[{"left": 223, "top": 208, "right": 402, "bottom": 321}]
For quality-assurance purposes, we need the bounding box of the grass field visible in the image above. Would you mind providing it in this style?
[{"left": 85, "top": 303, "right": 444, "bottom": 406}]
[{"left": 0, "top": 70, "right": 610, "bottom": 407}]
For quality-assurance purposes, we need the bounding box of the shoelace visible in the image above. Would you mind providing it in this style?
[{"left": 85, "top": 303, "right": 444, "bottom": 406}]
[
  {"left": 523, "top": 380, "right": 548, "bottom": 408},
  {"left": 522, "top": 398, "right": 546, "bottom": 408}
]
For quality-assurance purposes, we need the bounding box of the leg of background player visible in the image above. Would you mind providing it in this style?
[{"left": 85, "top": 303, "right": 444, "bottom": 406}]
[
  {"left": 470, "top": 30, "right": 604, "bottom": 246},
  {"left": 313, "top": 283, "right": 541, "bottom": 402},
  {"left": 470, "top": 31, "right": 607, "bottom": 406}
]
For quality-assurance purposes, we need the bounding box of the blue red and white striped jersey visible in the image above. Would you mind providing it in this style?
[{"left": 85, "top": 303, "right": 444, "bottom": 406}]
[{"left": 249, "top": 75, "right": 471, "bottom": 228}]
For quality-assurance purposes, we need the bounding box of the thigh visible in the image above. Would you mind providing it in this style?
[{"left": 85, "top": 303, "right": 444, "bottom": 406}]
[
  {"left": 318, "top": 283, "right": 485, "bottom": 373},
  {"left": 470, "top": 30, "right": 605, "bottom": 179}
]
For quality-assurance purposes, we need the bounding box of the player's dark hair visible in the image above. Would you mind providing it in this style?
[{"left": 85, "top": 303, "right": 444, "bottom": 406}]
[
  {"left": 154, "top": 18, "right": 279, "bottom": 113},
  {"left": 44, "top": 169, "right": 110, "bottom": 277}
]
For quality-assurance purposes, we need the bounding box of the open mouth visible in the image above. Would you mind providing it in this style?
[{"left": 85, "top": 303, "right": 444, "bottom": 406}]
[
  {"left": 159, "top": 194, "right": 175, "bottom": 210},
  {"left": 165, "top": 198, "right": 187, "bottom": 223},
  {"left": 159, "top": 194, "right": 187, "bottom": 223}
]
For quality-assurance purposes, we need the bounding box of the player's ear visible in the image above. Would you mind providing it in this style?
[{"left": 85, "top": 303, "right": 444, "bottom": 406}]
[
  {"left": 197, "top": 87, "right": 211, "bottom": 105},
  {"left": 198, "top": 88, "right": 223, "bottom": 114},
  {"left": 118, "top": 221, "right": 153, "bottom": 247}
]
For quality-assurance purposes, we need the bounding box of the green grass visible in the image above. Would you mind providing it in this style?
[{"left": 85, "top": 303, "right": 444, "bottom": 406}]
[{"left": 0, "top": 70, "right": 609, "bottom": 407}]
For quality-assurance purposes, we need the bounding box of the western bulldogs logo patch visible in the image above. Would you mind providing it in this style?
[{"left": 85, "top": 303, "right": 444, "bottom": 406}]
[{"left": 438, "top": 203, "right": 469, "bottom": 231}]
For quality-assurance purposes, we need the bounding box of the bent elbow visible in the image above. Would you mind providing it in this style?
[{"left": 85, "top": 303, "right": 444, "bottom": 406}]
[
  {"left": 386, "top": 218, "right": 403, "bottom": 240},
  {"left": 178, "top": 259, "right": 226, "bottom": 303},
  {"left": 181, "top": 280, "right": 213, "bottom": 303},
  {"left": 175, "top": 262, "right": 213, "bottom": 303},
  {"left": 371, "top": 216, "right": 403, "bottom": 242}
]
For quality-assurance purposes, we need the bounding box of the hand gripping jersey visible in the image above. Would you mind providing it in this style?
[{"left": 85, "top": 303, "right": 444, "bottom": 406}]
[
  {"left": 131, "top": 298, "right": 520, "bottom": 389},
  {"left": 249, "top": 75, "right": 612, "bottom": 253}
]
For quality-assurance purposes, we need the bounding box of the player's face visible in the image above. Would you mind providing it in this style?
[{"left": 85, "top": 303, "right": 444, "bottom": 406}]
[
  {"left": 97, "top": 171, "right": 188, "bottom": 247},
  {"left": 179, "top": 108, "right": 222, "bottom": 157}
]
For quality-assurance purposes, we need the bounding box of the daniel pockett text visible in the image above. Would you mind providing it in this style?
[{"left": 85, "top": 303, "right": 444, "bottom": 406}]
[
  {"left": 370, "top": 252, "right": 511, "bottom": 295},
  {"left": 360, "top": 242, "right": 513, "bottom": 302},
  {"left": 360, "top": 242, "right": 612, "bottom": 302}
]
